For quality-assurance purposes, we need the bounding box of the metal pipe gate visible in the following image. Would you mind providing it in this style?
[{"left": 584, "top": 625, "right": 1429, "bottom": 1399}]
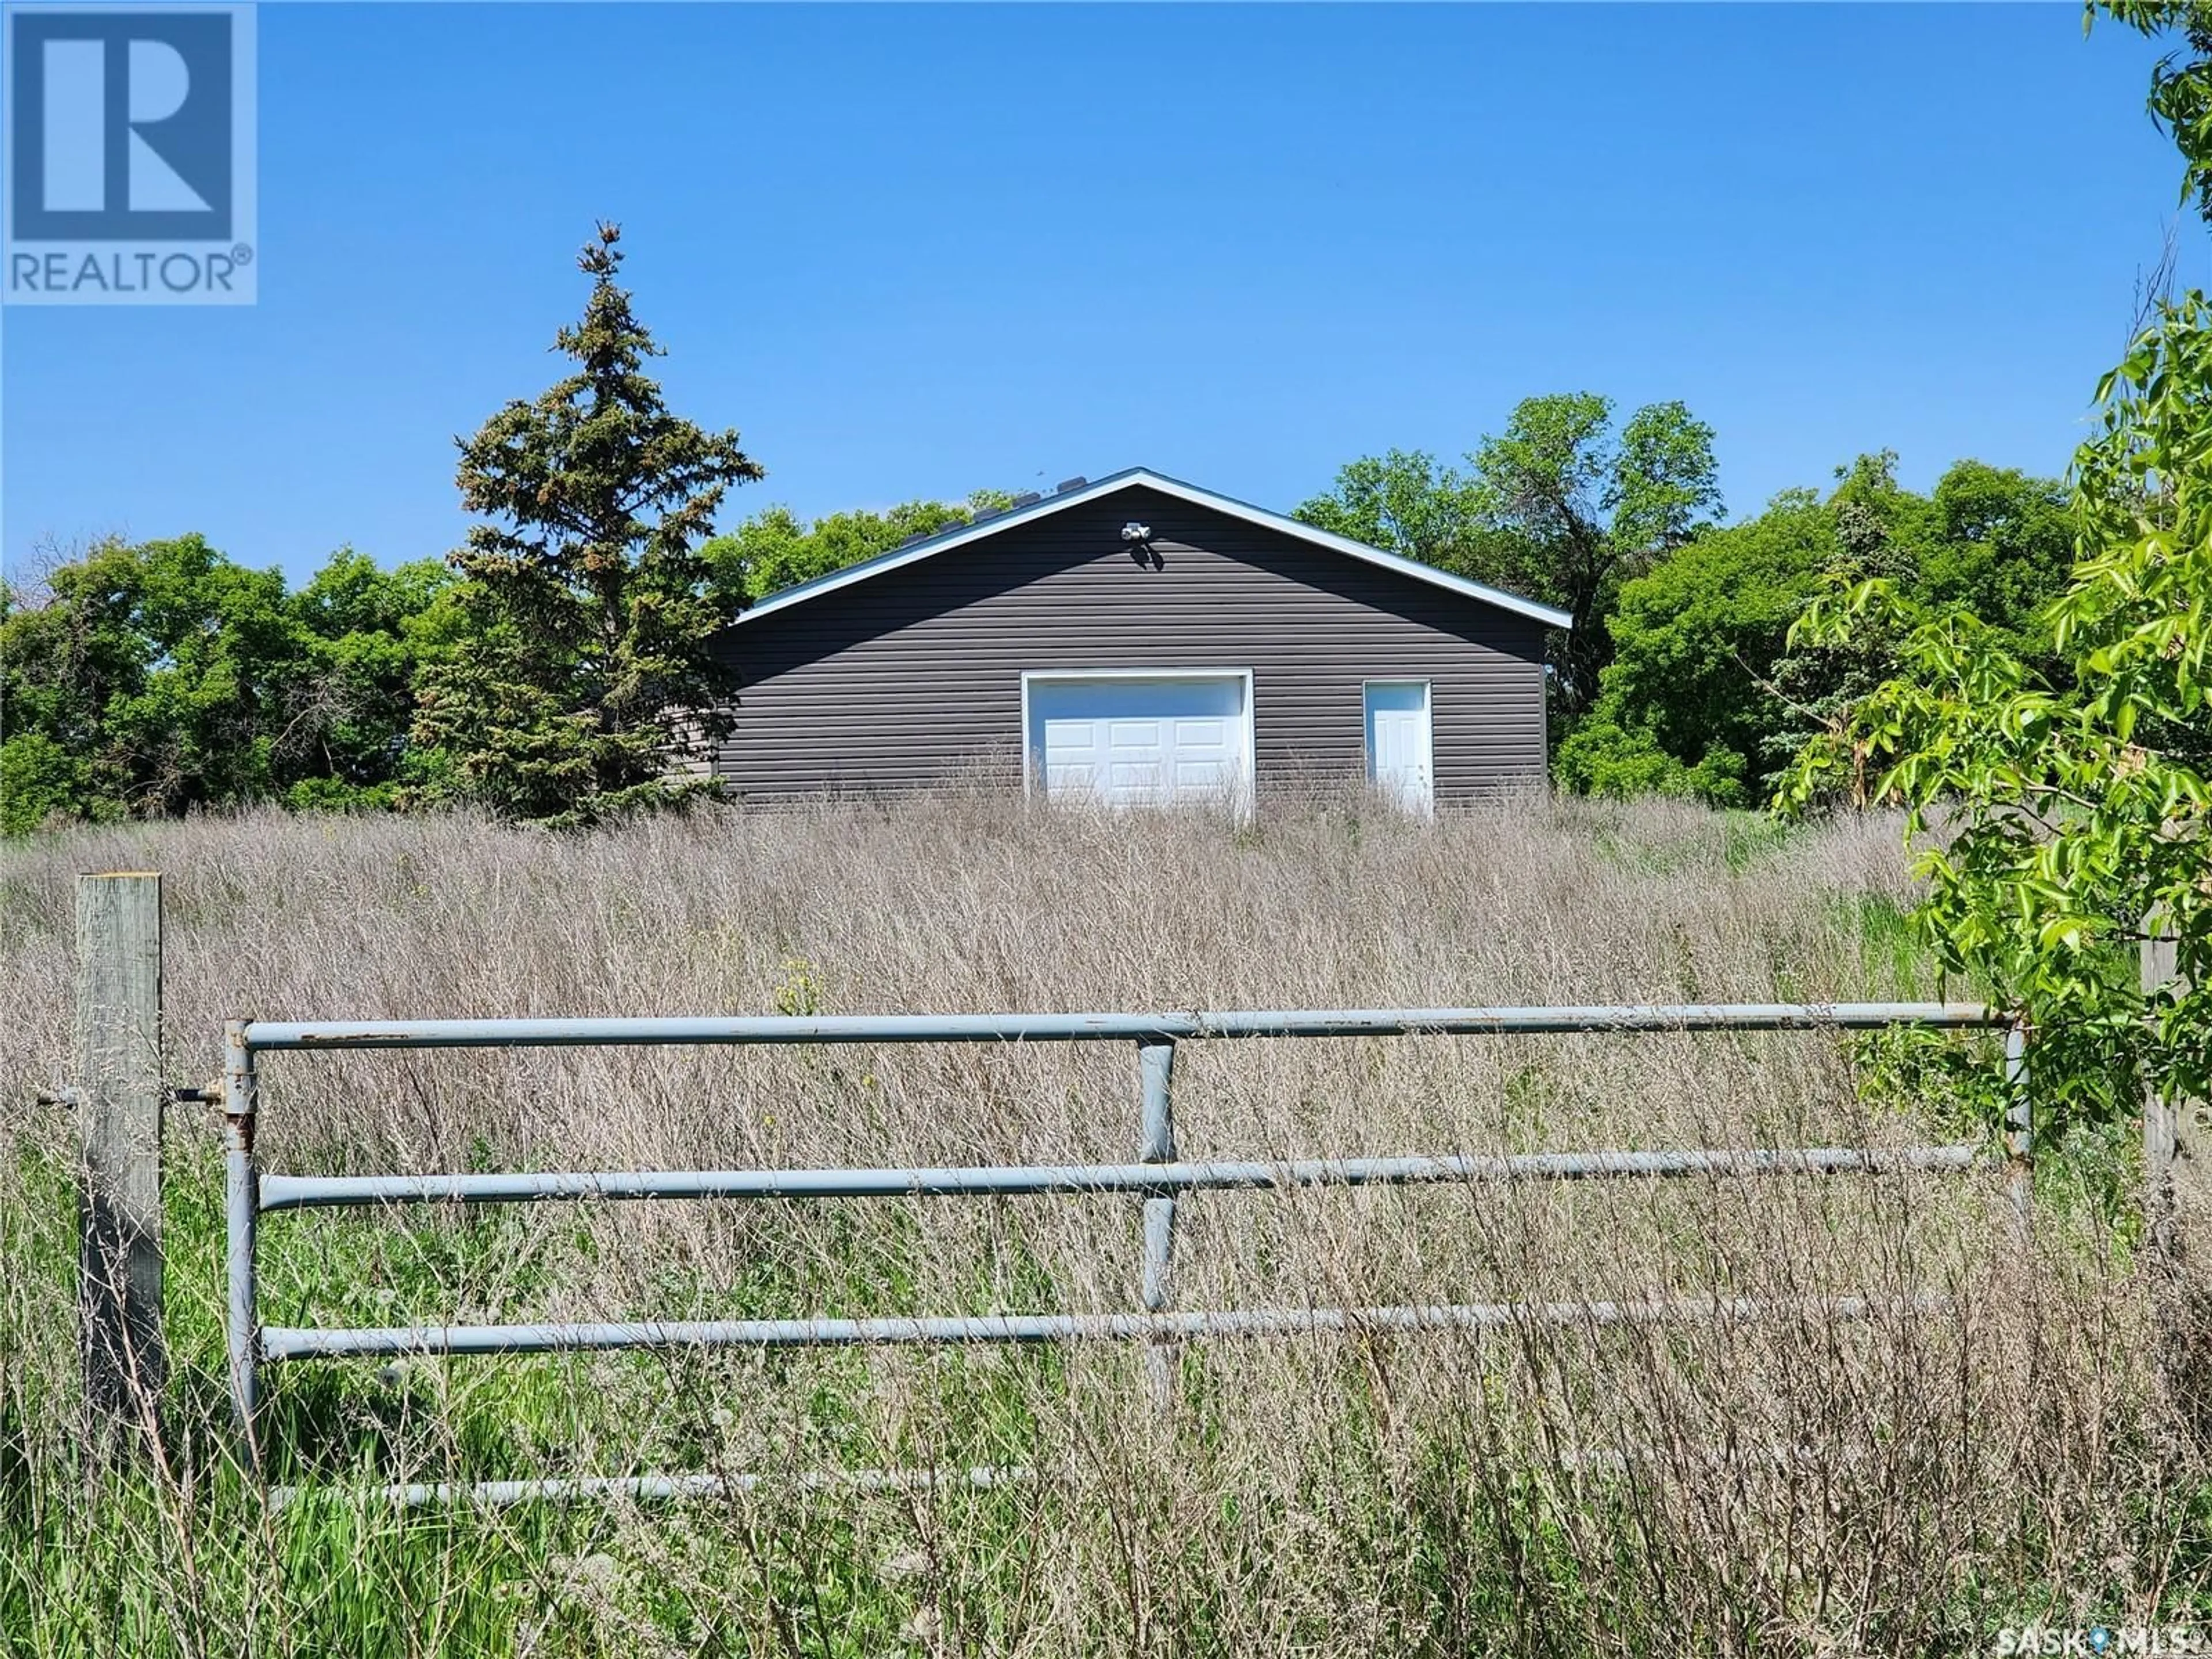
[{"left": 220, "top": 1001, "right": 2021, "bottom": 1492}]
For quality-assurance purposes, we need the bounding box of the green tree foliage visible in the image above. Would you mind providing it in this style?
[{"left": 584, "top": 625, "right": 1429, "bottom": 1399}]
[
  {"left": 1559, "top": 459, "right": 2073, "bottom": 806},
  {"left": 1289, "top": 450, "right": 1490, "bottom": 569},
  {"left": 1296, "top": 395, "right": 1720, "bottom": 727},
  {"left": 2105, "top": 1, "right": 2212, "bottom": 217},
  {"left": 283, "top": 552, "right": 466, "bottom": 809},
  {"left": 1921, "top": 459, "right": 2078, "bottom": 669},
  {"left": 412, "top": 223, "right": 763, "bottom": 827},
  {"left": 1759, "top": 456, "right": 1948, "bottom": 793},
  {"left": 1770, "top": 2, "right": 2212, "bottom": 1136},
  {"left": 1465, "top": 395, "right": 1722, "bottom": 720},
  {"left": 703, "top": 489, "right": 1016, "bottom": 607},
  {"left": 1556, "top": 488, "right": 1836, "bottom": 806},
  {"left": 1781, "top": 296, "right": 2212, "bottom": 1135},
  {"left": 1767, "top": 458, "right": 2074, "bottom": 785},
  {"left": 0, "top": 537, "right": 453, "bottom": 834}
]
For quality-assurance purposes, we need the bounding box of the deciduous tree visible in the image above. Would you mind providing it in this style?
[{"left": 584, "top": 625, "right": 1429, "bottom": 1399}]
[
  {"left": 1468, "top": 395, "right": 1721, "bottom": 722},
  {"left": 1781, "top": 298, "right": 2211, "bottom": 1143},
  {"left": 1774, "top": 0, "right": 2212, "bottom": 1138},
  {"left": 1296, "top": 397, "right": 1720, "bottom": 732},
  {"left": 1555, "top": 488, "right": 1835, "bottom": 806},
  {"left": 1557, "top": 456, "right": 2075, "bottom": 807},
  {"left": 703, "top": 490, "right": 1013, "bottom": 607},
  {"left": 0, "top": 537, "right": 451, "bottom": 832},
  {"left": 1292, "top": 450, "right": 1490, "bottom": 570}
]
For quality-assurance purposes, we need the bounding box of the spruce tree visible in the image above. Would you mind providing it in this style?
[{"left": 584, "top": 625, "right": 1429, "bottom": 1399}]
[{"left": 414, "top": 222, "right": 762, "bottom": 825}]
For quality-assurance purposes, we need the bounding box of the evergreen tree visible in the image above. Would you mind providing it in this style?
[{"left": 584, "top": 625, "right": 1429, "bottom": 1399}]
[{"left": 413, "top": 222, "right": 763, "bottom": 826}]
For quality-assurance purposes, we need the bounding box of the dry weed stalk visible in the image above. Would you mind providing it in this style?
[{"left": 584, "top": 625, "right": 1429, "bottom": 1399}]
[{"left": 0, "top": 788, "right": 2198, "bottom": 1654}]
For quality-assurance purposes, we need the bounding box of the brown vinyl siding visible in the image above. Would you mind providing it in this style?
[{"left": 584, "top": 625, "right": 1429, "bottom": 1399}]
[{"left": 710, "top": 486, "right": 1550, "bottom": 803}]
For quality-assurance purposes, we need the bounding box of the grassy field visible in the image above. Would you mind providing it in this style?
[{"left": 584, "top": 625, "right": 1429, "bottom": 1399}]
[{"left": 0, "top": 789, "right": 2200, "bottom": 1656}]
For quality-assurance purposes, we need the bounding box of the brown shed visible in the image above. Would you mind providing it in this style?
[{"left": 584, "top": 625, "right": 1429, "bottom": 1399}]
[{"left": 709, "top": 469, "right": 1569, "bottom": 815}]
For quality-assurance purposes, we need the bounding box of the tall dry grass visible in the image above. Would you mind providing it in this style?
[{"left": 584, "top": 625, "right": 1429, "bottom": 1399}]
[{"left": 0, "top": 787, "right": 2201, "bottom": 1656}]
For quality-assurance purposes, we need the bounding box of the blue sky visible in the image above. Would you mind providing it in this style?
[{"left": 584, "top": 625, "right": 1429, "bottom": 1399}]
[{"left": 0, "top": 2, "right": 2195, "bottom": 583}]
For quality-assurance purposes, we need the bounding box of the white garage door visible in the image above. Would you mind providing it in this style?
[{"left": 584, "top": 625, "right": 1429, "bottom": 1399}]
[{"left": 1025, "top": 673, "right": 1252, "bottom": 811}]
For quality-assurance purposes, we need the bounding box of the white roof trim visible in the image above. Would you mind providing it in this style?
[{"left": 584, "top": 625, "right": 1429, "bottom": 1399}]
[{"left": 735, "top": 468, "right": 1574, "bottom": 631}]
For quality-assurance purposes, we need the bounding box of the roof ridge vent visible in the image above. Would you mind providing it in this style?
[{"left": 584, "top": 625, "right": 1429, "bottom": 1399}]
[
  {"left": 1055, "top": 475, "right": 1088, "bottom": 494},
  {"left": 1010, "top": 491, "right": 1043, "bottom": 509}
]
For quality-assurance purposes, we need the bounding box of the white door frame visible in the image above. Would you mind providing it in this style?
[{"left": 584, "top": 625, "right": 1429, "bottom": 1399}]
[
  {"left": 1363, "top": 678, "right": 1435, "bottom": 817},
  {"left": 1019, "top": 668, "right": 1257, "bottom": 822}
]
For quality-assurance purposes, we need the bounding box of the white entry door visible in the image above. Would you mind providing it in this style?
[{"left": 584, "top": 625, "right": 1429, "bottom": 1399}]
[
  {"left": 1025, "top": 673, "right": 1252, "bottom": 814},
  {"left": 1365, "top": 681, "right": 1433, "bottom": 816}
]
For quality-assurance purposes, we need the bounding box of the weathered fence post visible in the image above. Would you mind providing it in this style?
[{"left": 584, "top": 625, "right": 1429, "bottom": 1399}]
[
  {"left": 2145, "top": 921, "right": 2180, "bottom": 1247},
  {"left": 74, "top": 872, "right": 165, "bottom": 1430},
  {"left": 1138, "top": 1039, "right": 1177, "bottom": 1411},
  {"left": 2137, "top": 914, "right": 2212, "bottom": 1441},
  {"left": 223, "top": 1020, "right": 262, "bottom": 1470},
  {"left": 2003, "top": 1021, "right": 2032, "bottom": 1241}
]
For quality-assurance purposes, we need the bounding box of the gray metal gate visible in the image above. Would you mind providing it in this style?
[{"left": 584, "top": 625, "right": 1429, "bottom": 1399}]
[{"left": 219, "top": 1001, "right": 2022, "bottom": 1503}]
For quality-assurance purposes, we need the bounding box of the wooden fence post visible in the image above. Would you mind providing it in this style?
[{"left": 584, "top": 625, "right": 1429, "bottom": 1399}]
[
  {"left": 2137, "top": 910, "right": 2212, "bottom": 1446},
  {"left": 2146, "top": 919, "right": 2180, "bottom": 1230},
  {"left": 75, "top": 872, "right": 165, "bottom": 1429}
]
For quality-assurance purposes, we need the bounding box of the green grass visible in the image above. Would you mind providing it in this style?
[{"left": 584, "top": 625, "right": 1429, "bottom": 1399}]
[
  {"left": 6, "top": 797, "right": 2210, "bottom": 1653},
  {"left": 0, "top": 1138, "right": 1637, "bottom": 1658},
  {"left": 17, "top": 1124, "right": 2171, "bottom": 1658},
  {"left": 2, "top": 1133, "right": 1088, "bottom": 1656}
]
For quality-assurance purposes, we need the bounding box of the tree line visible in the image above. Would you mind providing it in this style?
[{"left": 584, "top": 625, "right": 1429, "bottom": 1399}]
[
  {"left": 0, "top": 214, "right": 2078, "bottom": 837},
  {"left": 0, "top": 376, "right": 2074, "bottom": 836},
  {"left": 1291, "top": 423, "right": 2074, "bottom": 808}
]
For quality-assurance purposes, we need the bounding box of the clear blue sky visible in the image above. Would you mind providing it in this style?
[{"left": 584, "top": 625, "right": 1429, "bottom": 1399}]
[{"left": 0, "top": 2, "right": 2196, "bottom": 583}]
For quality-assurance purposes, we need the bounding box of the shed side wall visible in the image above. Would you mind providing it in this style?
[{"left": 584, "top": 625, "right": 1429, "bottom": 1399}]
[{"left": 710, "top": 488, "right": 1550, "bottom": 802}]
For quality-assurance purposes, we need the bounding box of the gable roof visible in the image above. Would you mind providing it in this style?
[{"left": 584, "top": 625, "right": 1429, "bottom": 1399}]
[{"left": 735, "top": 467, "right": 1574, "bottom": 631}]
